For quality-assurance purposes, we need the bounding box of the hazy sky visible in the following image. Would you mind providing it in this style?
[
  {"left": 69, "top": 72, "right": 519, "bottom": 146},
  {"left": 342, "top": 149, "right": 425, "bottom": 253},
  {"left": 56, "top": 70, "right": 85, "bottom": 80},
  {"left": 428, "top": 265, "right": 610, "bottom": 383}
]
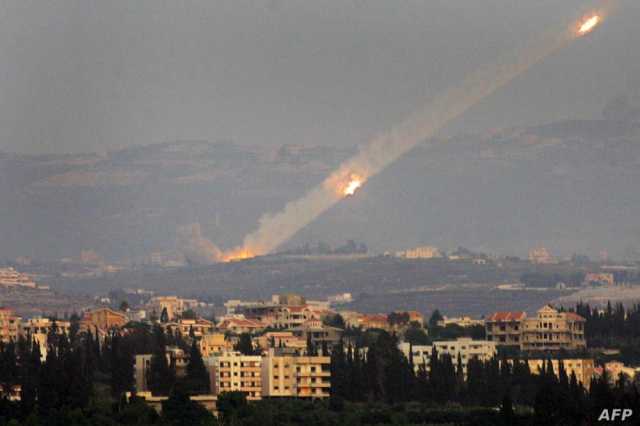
[{"left": 0, "top": 0, "right": 638, "bottom": 154}]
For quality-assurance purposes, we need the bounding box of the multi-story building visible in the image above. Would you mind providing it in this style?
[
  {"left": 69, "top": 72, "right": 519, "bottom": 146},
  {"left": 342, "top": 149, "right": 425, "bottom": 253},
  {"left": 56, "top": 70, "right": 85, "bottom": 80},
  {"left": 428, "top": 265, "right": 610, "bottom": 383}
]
[
  {"left": 80, "top": 307, "right": 128, "bottom": 334},
  {"left": 525, "top": 358, "right": 594, "bottom": 390},
  {"left": 0, "top": 267, "right": 37, "bottom": 289},
  {"left": 395, "top": 246, "right": 443, "bottom": 259},
  {"left": 485, "top": 311, "right": 527, "bottom": 347},
  {"left": 437, "top": 315, "right": 484, "bottom": 328},
  {"left": 216, "top": 317, "right": 265, "bottom": 334},
  {"left": 200, "top": 333, "right": 232, "bottom": 358},
  {"left": 290, "top": 320, "right": 343, "bottom": 352},
  {"left": 147, "top": 296, "right": 199, "bottom": 321},
  {"left": 21, "top": 317, "right": 72, "bottom": 359},
  {"left": 261, "top": 349, "right": 331, "bottom": 399},
  {"left": 398, "top": 338, "right": 496, "bottom": 376},
  {"left": 134, "top": 346, "right": 189, "bottom": 392},
  {"left": 207, "top": 352, "right": 262, "bottom": 400},
  {"left": 0, "top": 308, "right": 21, "bottom": 342},
  {"left": 163, "top": 318, "right": 215, "bottom": 339},
  {"left": 255, "top": 331, "right": 306, "bottom": 353},
  {"left": 520, "top": 305, "right": 586, "bottom": 352}
]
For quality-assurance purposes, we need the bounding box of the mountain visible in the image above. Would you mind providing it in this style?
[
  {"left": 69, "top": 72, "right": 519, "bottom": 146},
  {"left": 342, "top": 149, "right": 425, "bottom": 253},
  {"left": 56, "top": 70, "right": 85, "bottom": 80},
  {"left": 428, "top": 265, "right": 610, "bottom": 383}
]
[{"left": 1, "top": 119, "right": 639, "bottom": 262}]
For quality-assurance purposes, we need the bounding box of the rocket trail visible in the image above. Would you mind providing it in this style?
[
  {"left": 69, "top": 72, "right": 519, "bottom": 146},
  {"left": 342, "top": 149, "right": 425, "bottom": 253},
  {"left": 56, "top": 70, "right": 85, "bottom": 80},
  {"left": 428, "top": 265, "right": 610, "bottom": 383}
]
[{"left": 221, "top": 8, "right": 608, "bottom": 261}]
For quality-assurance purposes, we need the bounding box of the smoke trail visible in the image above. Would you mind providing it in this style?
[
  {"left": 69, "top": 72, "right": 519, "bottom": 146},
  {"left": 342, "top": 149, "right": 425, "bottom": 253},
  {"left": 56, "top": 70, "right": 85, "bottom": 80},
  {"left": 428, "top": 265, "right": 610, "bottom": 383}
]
[{"left": 225, "top": 6, "right": 611, "bottom": 260}]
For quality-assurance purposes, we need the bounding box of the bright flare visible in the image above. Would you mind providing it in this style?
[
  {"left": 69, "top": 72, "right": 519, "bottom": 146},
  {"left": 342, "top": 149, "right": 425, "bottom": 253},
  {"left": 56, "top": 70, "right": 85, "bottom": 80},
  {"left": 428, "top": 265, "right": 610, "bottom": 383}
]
[
  {"left": 343, "top": 177, "right": 363, "bottom": 196},
  {"left": 578, "top": 15, "right": 601, "bottom": 35}
]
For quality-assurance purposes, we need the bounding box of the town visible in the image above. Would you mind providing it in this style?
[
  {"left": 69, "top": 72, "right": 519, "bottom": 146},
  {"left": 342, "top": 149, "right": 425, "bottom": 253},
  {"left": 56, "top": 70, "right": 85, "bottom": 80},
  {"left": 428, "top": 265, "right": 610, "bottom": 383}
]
[{"left": 0, "top": 262, "right": 639, "bottom": 425}]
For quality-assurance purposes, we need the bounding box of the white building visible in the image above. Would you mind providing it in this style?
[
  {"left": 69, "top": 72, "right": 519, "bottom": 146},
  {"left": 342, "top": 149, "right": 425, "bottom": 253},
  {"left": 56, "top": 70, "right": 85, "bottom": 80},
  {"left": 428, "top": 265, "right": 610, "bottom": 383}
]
[{"left": 398, "top": 338, "right": 497, "bottom": 376}]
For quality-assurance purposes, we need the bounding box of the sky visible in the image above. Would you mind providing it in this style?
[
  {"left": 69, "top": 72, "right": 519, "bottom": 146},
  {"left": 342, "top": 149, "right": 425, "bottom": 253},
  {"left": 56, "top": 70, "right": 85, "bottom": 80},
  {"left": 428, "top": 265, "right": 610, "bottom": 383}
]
[{"left": 0, "top": 0, "right": 638, "bottom": 154}]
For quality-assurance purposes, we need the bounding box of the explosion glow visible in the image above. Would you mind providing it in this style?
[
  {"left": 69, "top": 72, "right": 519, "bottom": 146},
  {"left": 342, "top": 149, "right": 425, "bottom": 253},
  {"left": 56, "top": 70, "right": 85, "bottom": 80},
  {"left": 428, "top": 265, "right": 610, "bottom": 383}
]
[
  {"left": 578, "top": 15, "right": 601, "bottom": 35},
  {"left": 211, "top": 5, "right": 611, "bottom": 263},
  {"left": 343, "top": 176, "right": 363, "bottom": 196}
]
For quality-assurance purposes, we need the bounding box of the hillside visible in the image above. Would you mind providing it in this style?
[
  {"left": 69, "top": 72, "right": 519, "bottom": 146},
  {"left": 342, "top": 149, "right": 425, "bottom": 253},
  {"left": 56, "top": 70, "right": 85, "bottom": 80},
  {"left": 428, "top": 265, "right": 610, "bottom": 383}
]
[{"left": 1, "top": 119, "right": 639, "bottom": 262}]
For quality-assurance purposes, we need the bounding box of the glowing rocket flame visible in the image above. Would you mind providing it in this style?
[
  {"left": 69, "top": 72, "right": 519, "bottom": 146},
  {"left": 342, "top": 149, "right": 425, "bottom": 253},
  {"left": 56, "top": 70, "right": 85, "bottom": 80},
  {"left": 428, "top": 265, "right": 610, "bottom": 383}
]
[
  {"left": 577, "top": 15, "right": 601, "bottom": 35},
  {"left": 221, "top": 247, "right": 255, "bottom": 262},
  {"left": 343, "top": 177, "right": 363, "bottom": 196}
]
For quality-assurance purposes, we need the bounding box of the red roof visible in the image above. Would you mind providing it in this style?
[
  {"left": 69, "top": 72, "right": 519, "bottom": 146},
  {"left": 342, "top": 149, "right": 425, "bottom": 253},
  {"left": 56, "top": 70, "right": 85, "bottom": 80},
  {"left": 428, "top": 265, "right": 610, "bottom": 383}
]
[
  {"left": 565, "top": 312, "right": 586, "bottom": 322},
  {"left": 487, "top": 311, "right": 526, "bottom": 321}
]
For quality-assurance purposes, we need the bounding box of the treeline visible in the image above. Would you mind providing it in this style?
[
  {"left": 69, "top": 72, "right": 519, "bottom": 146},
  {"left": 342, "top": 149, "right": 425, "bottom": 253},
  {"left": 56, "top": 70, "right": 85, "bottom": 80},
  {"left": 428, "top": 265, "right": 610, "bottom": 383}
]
[
  {"left": 330, "top": 331, "right": 640, "bottom": 425},
  {"left": 0, "top": 321, "right": 216, "bottom": 425},
  {"left": 578, "top": 302, "right": 640, "bottom": 364}
]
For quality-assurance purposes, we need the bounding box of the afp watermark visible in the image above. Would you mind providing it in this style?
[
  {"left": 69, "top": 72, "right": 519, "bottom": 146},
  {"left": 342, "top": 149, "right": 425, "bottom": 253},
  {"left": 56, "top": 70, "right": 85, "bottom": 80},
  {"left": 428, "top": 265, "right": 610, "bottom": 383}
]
[{"left": 598, "top": 409, "right": 634, "bottom": 422}]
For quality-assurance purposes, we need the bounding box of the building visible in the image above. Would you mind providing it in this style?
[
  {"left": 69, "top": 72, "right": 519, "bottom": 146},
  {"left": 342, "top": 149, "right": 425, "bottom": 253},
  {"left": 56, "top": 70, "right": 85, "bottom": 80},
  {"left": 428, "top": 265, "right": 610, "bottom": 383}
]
[
  {"left": 21, "top": 317, "right": 72, "bottom": 359},
  {"left": 125, "top": 392, "right": 217, "bottom": 415},
  {"left": 485, "top": 311, "right": 527, "bottom": 347},
  {"left": 0, "top": 267, "right": 37, "bottom": 288},
  {"left": 290, "top": 320, "right": 343, "bottom": 352},
  {"left": 135, "top": 354, "right": 153, "bottom": 392},
  {"left": 583, "top": 273, "right": 615, "bottom": 287},
  {"left": 134, "top": 347, "right": 189, "bottom": 392},
  {"left": 520, "top": 305, "right": 586, "bottom": 352},
  {"left": 395, "top": 246, "right": 443, "bottom": 259},
  {"left": 398, "top": 338, "right": 497, "bottom": 376},
  {"left": 525, "top": 358, "right": 594, "bottom": 390},
  {"left": 163, "top": 318, "right": 215, "bottom": 339},
  {"left": 199, "top": 333, "right": 232, "bottom": 358},
  {"left": 433, "top": 338, "right": 497, "bottom": 375},
  {"left": 261, "top": 349, "right": 331, "bottom": 398},
  {"left": 603, "top": 362, "right": 638, "bottom": 383},
  {"left": 80, "top": 307, "right": 128, "bottom": 334},
  {"left": 147, "top": 296, "right": 199, "bottom": 321},
  {"left": 207, "top": 352, "right": 262, "bottom": 400},
  {"left": 0, "top": 308, "right": 21, "bottom": 342},
  {"left": 255, "top": 331, "right": 306, "bottom": 353},
  {"left": 274, "top": 305, "right": 319, "bottom": 329},
  {"left": 438, "top": 316, "right": 484, "bottom": 328},
  {"left": 216, "top": 317, "right": 265, "bottom": 334},
  {"left": 528, "top": 247, "right": 555, "bottom": 264},
  {"left": 354, "top": 314, "right": 389, "bottom": 331}
]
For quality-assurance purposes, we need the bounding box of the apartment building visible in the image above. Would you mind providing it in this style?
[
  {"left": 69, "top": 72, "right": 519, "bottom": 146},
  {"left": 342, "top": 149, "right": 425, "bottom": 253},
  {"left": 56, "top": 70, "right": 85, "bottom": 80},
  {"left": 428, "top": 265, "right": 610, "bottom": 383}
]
[
  {"left": 0, "top": 308, "right": 20, "bottom": 342},
  {"left": 207, "top": 352, "right": 262, "bottom": 400},
  {"left": 485, "top": 311, "right": 527, "bottom": 347},
  {"left": 398, "top": 338, "right": 496, "bottom": 376},
  {"left": 261, "top": 348, "right": 331, "bottom": 399},
  {"left": 134, "top": 347, "right": 189, "bottom": 392},
  {"left": 199, "top": 333, "right": 232, "bottom": 358},
  {"left": 526, "top": 358, "right": 594, "bottom": 390},
  {"left": 520, "top": 305, "right": 586, "bottom": 351},
  {"left": 80, "top": 307, "right": 128, "bottom": 334}
]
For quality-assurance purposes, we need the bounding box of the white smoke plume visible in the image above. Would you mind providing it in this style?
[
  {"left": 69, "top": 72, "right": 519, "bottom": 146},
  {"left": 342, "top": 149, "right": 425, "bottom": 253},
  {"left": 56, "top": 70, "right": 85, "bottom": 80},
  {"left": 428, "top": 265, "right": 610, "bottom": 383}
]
[
  {"left": 177, "top": 223, "right": 222, "bottom": 265},
  {"left": 222, "top": 4, "right": 613, "bottom": 260}
]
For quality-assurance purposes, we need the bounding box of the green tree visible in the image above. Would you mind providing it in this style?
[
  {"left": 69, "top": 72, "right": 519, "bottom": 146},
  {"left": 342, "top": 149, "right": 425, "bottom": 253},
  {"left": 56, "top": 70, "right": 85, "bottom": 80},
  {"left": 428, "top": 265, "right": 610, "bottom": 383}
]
[
  {"left": 162, "top": 386, "right": 218, "bottom": 426},
  {"left": 186, "top": 340, "right": 210, "bottom": 394},
  {"left": 234, "top": 333, "right": 256, "bottom": 356}
]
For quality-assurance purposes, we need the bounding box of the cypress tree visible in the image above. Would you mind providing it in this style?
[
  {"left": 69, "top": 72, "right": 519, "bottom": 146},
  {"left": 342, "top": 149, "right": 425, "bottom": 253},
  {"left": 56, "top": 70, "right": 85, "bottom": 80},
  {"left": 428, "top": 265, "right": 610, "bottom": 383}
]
[{"left": 185, "top": 340, "right": 210, "bottom": 394}]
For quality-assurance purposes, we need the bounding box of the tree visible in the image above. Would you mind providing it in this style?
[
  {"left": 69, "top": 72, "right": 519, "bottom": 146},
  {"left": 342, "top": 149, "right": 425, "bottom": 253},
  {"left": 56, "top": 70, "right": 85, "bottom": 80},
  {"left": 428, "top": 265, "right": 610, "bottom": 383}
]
[
  {"left": 234, "top": 333, "right": 256, "bottom": 356},
  {"left": 217, "top": 391, "right": 249, "bottom": 425},
  {"left": 182, "top": 309, "right": 197, "bottom": 320},
  {"left": 186, "top": 340, "right": 210, "bottom": 395},
  {"left": 404, "top": 324, "right": 430, "bottom": 345},
  {"left": 119, "top": 301, "right": 130, "bottom": 312},
  {"left": 162, "top": 386, "right": 218, "bottom": 426},
  {"left": 428, "top": 309, "right": 444, "bottom": 329},
  {"left": 160, "top": 307, "right": 170, "bottom": 323},
  {"left": 148, "top": 326, "right": 175, "bottom": 395}
]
